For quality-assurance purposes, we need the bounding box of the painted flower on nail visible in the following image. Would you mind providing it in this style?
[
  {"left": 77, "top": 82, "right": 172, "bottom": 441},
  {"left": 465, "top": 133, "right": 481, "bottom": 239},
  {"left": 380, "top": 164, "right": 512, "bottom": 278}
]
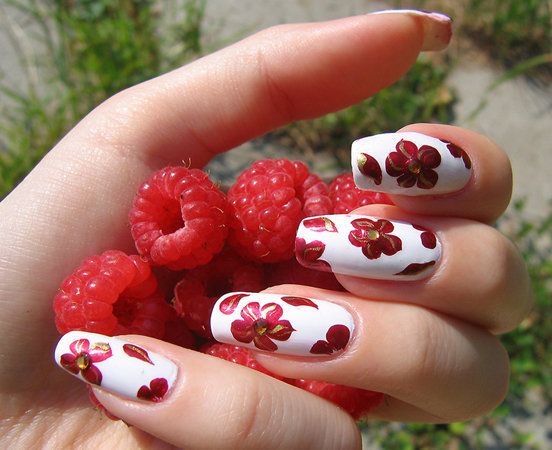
[
  {"left": 231, "top": 302, "right": 295, "bottom": 352},
  {"left": 303, "top": 217, "right": 338, "bottom": 232},
  {"left": 137, "top": 377, "right": 169, "bottom": 402},
  {"left": 310, "top": 324, "right": 351, "bottom": 355},
  {"left": 412, "top": 224, "right": 437, "bottom": 249},
  {"left": 386, "top": 139, "right": 441, "bottom": 189},
  {"left": 443, "top": 140, "right": 472, "bottom": 170},
  {"left": 357, "top": 153, "right": 382, "bottom": 185},
  {"left": 295, "top": 237, "right": 331, "bottom": 271},
  {"left": 60, "top": 339, "right": 112, "bottom": 386},
  {"left": 348, "top": 218, "right": 402, "bottom": 259}
]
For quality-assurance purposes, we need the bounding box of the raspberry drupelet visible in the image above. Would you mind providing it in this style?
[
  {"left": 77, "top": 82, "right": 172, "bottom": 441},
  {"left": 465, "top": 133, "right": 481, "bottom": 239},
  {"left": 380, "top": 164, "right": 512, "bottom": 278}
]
[
  {"left": 53, "top": 250, "right": 171, "bottom": 338},
  {"left": 227, "top": 159, "right": 333, "bottom": 263},
  {"left": 329, "top": 173, "right": 393, "bottom": 214},
  {"left": 129, "top": 166, "right": 228, "bottom": 270}
]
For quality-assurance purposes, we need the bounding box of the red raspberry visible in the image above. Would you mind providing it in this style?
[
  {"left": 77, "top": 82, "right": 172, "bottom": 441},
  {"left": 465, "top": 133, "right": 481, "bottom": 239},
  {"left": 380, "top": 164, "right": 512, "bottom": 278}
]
[
  {"left": 265, "top": 258, "right": 344, "bottom": 291},
  {"left": 228, "top": 159, "right": 332, "bottom": 262},
  {"left": 329, "top": 173, "right": 393, "bottom": 214},
  {"left": 53, "top": 250, "right": 170, "bottom": 338},
  {"left": 173, "top": 250, "right": 265, "bottom": 338},
  {"left": 201, "top": 342, "right": 285, "bottom": 380},
  {"left": 129, "top": 166, "right": 228, "bottom": 270},
  {"left": 162, "top": 313, "right": 196, "bottom": 349},
  {"left": 293, "top": 379, "right": 384, "bottom": 420}
]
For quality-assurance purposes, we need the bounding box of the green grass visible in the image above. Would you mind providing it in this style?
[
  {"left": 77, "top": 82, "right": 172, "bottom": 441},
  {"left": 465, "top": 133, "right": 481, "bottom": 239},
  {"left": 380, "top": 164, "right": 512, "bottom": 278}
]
[
  {"left": 0, "top": 0, "right": 206, "bottom": 199},
  {"left": 463, "top": 0, "right": 552, "bottom": 82}
]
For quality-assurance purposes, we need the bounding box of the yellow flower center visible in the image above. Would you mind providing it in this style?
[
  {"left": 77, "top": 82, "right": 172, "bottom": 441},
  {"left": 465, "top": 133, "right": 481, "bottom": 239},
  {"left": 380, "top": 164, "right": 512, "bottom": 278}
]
[
  {"left": 407, "top": 159, "right": 422, "bottom": 174},
  {"left": 367, "top": 230, "right": 380, "bottom": 240},
  {"left": 76, "top": 353, "right": 91, "bottom": 370},
  {"left": 254, "top": 318, "right": 269, "bottom": 336}
]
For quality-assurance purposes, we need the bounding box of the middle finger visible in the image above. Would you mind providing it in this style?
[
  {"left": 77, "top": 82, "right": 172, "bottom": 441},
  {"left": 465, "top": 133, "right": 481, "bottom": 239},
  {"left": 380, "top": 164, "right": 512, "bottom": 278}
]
[{"left": 295, "top": 205, "right": 532, "bottom": 334}]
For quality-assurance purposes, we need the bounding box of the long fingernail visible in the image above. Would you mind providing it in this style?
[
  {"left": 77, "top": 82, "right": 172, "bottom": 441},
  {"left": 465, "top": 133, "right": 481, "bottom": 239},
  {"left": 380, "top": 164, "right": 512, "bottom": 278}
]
[
  {"left": 296, "top": 214, "right": 441, "bottom": 280},
  {"left": 54, "top": 331, "right": 177, "bottom": 402},
  {"left": 352, "top": 132, "right": 472, "bottom": 195},
  {"left": 371, "top": 9, "right": 452, "bottom": 51},
  {"left": 211, "top": 292, "right": 354, "bottom": 357}
]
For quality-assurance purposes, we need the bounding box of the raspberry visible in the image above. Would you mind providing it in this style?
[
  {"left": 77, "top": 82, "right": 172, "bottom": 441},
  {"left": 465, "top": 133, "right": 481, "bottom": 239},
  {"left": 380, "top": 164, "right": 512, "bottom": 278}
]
[
  {"left": 129, "top": 166, "right": 228, "bottom": 270},
  {"left": 53, "top": 250, "right": 170, "bottom": 338},
  {"left": 173, "top": 250, "right": 265, "bottom": 338},
  {"left": 227, "top": 159, "right": 332, "bottom": 262},
  {"left": 265, "top": 258, "right": 344, "bottom": 291},
  {"left": 293, "top": 379, "right": 384, "bottom": 420},
  {"left": 162, "top": 313, "right": 196, "bottom": 349},
  {"left": 329, "top": 173, "right": 393, "bottom": 214},
  {"left": 201, "top": 342, "right": 285, "bottom": 380}
]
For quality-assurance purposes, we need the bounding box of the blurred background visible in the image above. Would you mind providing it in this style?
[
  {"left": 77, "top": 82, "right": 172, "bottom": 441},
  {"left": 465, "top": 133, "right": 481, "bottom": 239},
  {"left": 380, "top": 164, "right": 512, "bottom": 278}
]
[{"left": 0, "top": 0, "right": 551, "bottom": 448}]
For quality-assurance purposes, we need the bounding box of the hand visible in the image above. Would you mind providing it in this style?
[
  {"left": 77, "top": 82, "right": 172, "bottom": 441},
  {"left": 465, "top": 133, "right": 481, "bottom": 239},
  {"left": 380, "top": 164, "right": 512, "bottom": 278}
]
[{"left": 0, "top": 10, "right": 532, "bottom": 449}]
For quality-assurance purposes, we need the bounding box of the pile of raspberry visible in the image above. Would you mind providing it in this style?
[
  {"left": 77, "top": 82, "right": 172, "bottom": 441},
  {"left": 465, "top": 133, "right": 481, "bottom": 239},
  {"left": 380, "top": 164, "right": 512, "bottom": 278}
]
[{"left": 53, "top": 160, "right": 392, "bottom": 420}]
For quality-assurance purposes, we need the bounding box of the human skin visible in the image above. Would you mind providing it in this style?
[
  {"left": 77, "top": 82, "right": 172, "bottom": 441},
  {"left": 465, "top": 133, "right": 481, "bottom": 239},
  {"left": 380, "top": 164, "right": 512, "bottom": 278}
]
[{"left": 0, "top": 11, "right": 532, "bottom": 450}]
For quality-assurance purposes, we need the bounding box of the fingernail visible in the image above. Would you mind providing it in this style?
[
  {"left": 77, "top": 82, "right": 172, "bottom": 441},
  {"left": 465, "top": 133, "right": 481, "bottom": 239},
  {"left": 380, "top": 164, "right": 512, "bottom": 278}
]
[
  {"left": 54, "top": 331, "right": 177, "bottom": 402},
  {"left": 296, "top": 214, "right": 441, "bottom": 280},
  {"left": 211, "top": 292, "right": 354, "bottom": 357},
  {"left": 371, "top": 9, "right": 452, "bottom": 51},
  {"left": 352, "top": 132, "right": 472, "bottom": 195}
]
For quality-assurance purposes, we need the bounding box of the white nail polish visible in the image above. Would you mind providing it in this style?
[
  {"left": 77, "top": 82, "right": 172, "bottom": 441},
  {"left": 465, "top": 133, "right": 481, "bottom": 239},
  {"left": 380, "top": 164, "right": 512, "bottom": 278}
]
[
  {"left": 54, "top": 331, "right": 177, "bottom": 402},
  {"left": 296, "top": 214, "right": 441, "bottom": 280},
  {"left": 211, "top": 292, "right": 354, "bottom": 357},
  {"left": 352, "top": 132, "right": 472, "bottom": 196},
  {"left": 371, "top": 9, "right": 452, "bottom": 51}
]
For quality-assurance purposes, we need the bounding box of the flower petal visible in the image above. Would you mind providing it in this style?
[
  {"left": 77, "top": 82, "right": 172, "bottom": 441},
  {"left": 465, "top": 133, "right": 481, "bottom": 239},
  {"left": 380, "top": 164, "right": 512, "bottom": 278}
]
[
  {"left": 357, "top": 153, "right": 382, "bottom": 185},
  {"left": 417, "top": 145, "right": 441, "bottom": 169},
  {"left": 70, "top": 339, "right": 90, "bottom": 355},
  {"left": 254, "top": 335, "right": 278, "bottom": 352},
  {"left": 396, "top": 139, "right": 418, "bottom": 158},
  {"left": 230, "top": 318, "right": 256, "bottom": 344},
  {"left": 362, "top": 242, "right": 381, "bottom": 260},
  {"left": 82, "top": 364, "right": 103, "bottom": 386},
  {"left": 303, "top": 217, "right": 338, "bottom": 232},
  {"left": 123, "top": 344, "right": 153, "bottom": 365},
  {"left": 395, "top": 261, "right": 436, "bottom": 276},
  {"left": 60, "top": 354, "right": 79, "bottom": 374},
  {"left": 261, "top": 303, "right": 284, "bottom": 324},
  {"left": 325, "top": 324, "right": 351, "bottom": 350},
  {"left": 417, "top": 169, "right": 438, "bottom": 189},
  {"left": 385, "top": 152, "right": 407, "bottom": 176},
  {"left": 88, "top": 342, "right": 112, "bottom": 363},
  {"left": 379, "top": 233, "right": 402, "bottom": 256},
  {"left": 240, "top": 302, "right": 261, "bottom": 324},
  {"left": 268, "top": 320, "right": 295, "bottom": 341},
  {"left": 397, "top": 173, "right": 417, "bottom": 188},
  {"left": 281, "top": 296, "right": 319, "bottom": 309},
  {"left": 375, "top": 219, "right": 394, "bottom": 234},
  {"left": 220, "top": 293, "right": 249, "bottom": 315}
]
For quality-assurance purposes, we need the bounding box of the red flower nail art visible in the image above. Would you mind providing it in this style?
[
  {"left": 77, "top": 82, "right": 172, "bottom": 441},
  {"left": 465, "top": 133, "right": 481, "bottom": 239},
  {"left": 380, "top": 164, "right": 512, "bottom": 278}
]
[
  {"left": 441, "top": 139, "right": 471, "bottom": 169},
  {"left": 357, "top": 153, "right": 382, "bottom": 185},
  {"left": 303, "top": 217, "right": 338, "bottom": 232},
  {"left": 395, "top": 260, "right": 436, "bottom": 276},
  {"left": 231, "top": 302, "right": 295, "bottom": 352},
  {"left": 348, "top": 218, "right": 402, "bottom": 260},
  {"left": 137, "top": 377, "right": 169, "bottom": 402},
  {"left": 412, "top": 224, "right": 437, "bottom": 249},
  {"left": 386, "top": 139, "right": 441, "bottom": 189},
  {"left": 295, "top": 237, "right": 331, "bottom": 271},
  {"left": 220, "top": 293, "right": 250, "bottom": 315},
  {"left": 60, "top": 339, "right": 112, "bottom": 386},
  {"left": 310, "top": 324, "right": 351, "bottom": 355}
]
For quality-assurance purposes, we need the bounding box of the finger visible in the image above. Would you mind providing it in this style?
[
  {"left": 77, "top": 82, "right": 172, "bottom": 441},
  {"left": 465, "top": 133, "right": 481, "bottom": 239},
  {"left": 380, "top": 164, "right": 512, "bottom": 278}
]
[
  {"left": 351, "top": 124, "right": 512, "bottom": 223},
  {"left": 295, "top": 206, "right": 533, "bottom": 333},
  {"left": 54, "top": 331, "right": 361, "bottom": 450},
  {"left": 209, "top": 289, "right": 509, "bottom": 422}
]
